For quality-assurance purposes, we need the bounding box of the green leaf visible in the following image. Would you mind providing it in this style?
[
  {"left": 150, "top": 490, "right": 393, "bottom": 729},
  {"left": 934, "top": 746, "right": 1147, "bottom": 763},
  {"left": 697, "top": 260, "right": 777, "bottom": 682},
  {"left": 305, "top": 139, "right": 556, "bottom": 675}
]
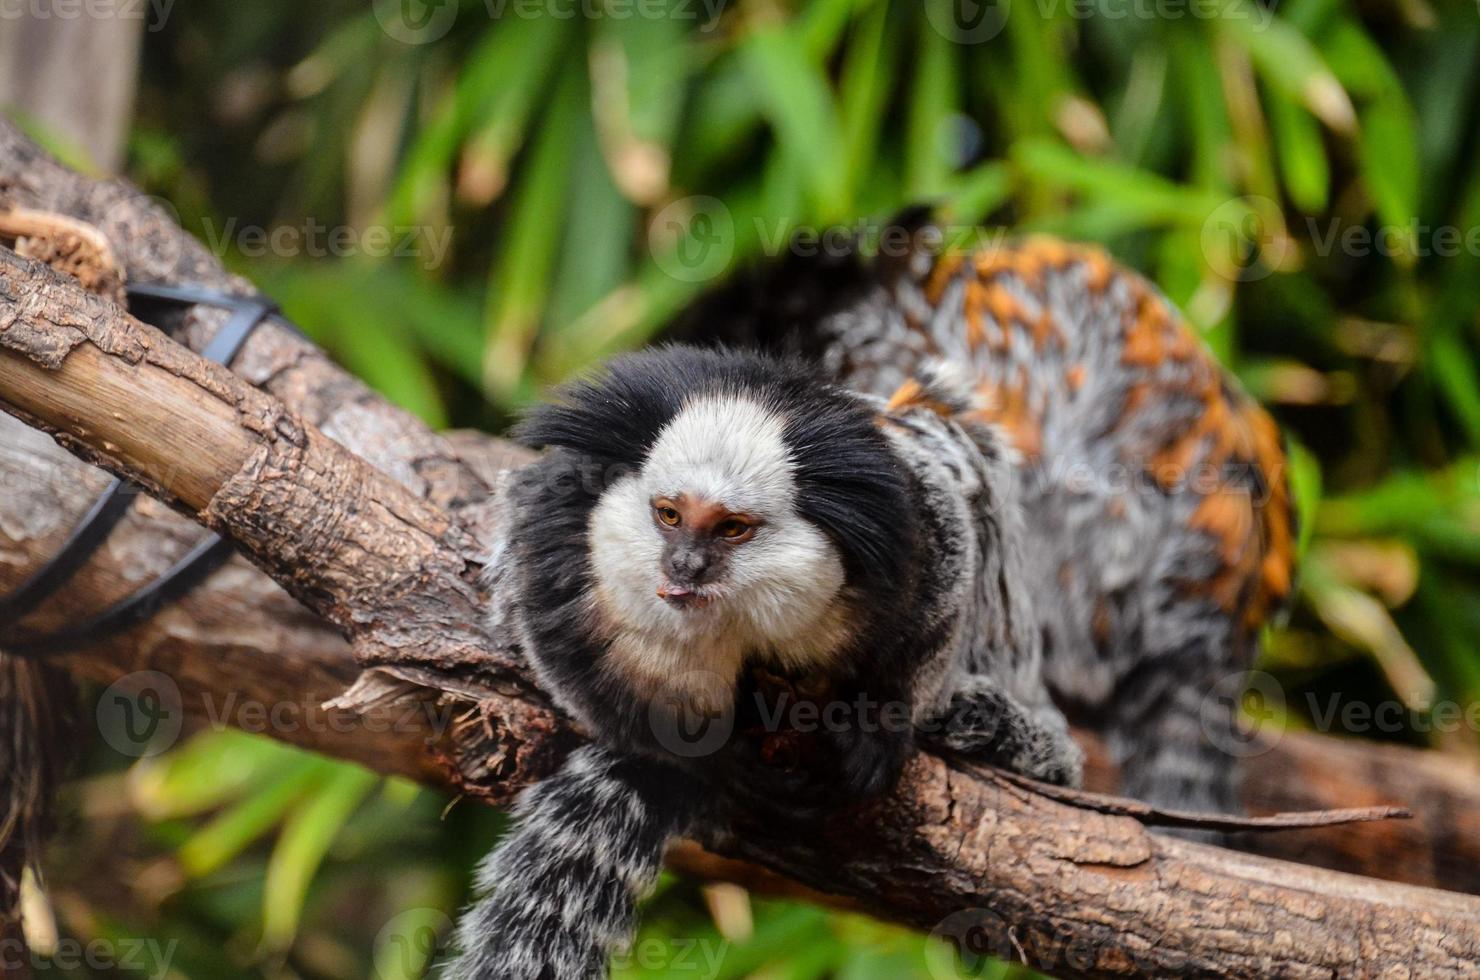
[
  {"left": 1357, "top": 94, "right": 1421, "bottom": 265},
  {"left": 481, "top": 70, "right": 584, "bottom": 400},
  {"left": 1002, "top": 0, "right": 1074, "bottom": 139},
  {"left": 839, "top": 0, "right": 896, "bottom": 203},
  {"left": 741, "top": 28, "right": 851, "bottom": 219},
  {"left": 906, "top": 8, "right": 961, "bottom": 199},
  {"left": 542, "top": 107, "right": 637, "bottom": 336},
  {"left": 373, "top": 904, "right": 453, "bottom": 980},
  {"left": 1318, "top": 19, "right": 1402, "bottom": 99},
  {"left": 379, "top": 275, "right": 486, "bottom": 390},
  {"left": 708, "top": 903, "right": 834, "bottom": 979},
  {"left": 680, "top": 54, "right": 765, "bottom": 181},
  {"left": 1430, "top": 332, "right": 1480, "bottom": 446},
  {"left": 1267, "top": 90, "right": 1330, "bottom": 213},
  {"left": 131, "top": 732, "right": 301, "bottom": 821},
  {"left": 261, "top": 765, "right": 380, "bottom": 951},
  {"left": 387, "top": 13, "right": 569, "bottom": 222},
  {"left": 800, "top": 0, "right": 879, "bottom": 60},
  {"left": 177, "top": 757, "right": 329, "bottom": 878},
  {"left": 332, "top": 296, "right": 450, "bottom": 427},
  {"left": 1415, "top": 574, "right": 1480, "bottom": 702},
  {"left": 589, "top": 0, "right": 695, "bottom": 211},
  {"left": 1169, "top": 31, "right": 1234, "bottom": 190},
  {"left": 1013, "top": 138, "right": 1227, "bottom": 227},
  {"left": 1159, "top": 226, "right": 1234, "bottom": 361},
  {"left": 944, "top": 161, "right": 1014, "bottom": 225},
  {"left": 1219, "top": 0, "right": 1355, "bottom": 133},
  {"left": 1285, "top": 437, "right": 1323, "bottom": 563},
  {"left": 1107, "top": 44, "right": 1169, "bottom": 168},
  {"left": 266, "top": 266, "right": 450, "bottom": 426}
]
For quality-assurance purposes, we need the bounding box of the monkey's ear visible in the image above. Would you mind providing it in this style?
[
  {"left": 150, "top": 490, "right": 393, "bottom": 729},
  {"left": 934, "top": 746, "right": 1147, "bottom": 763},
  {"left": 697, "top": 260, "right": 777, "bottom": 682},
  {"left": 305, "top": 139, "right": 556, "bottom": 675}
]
[
  {"left": 511, "top": 349, "right": 693, "bottom": 467},
  {"left": 786, "top": 396, "right": 916, "bottom": 594}
]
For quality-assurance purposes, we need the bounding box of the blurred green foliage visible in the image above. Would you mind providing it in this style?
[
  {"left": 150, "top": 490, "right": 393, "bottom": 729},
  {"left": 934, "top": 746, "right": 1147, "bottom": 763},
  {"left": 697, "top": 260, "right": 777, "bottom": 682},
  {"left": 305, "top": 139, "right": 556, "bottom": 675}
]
[{"left": 33, "top": 0, "right": 1480, "bottom": 975}]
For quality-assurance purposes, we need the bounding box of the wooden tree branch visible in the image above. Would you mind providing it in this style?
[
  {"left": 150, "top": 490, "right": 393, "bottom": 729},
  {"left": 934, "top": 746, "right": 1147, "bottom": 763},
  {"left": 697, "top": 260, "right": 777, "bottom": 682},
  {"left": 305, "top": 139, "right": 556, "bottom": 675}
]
[
  {"left": 3, "top": 231, "right": 1480, "bottom": 977},
  {"left": 0, "top": 244, "right": 565, "bottom": 785}
]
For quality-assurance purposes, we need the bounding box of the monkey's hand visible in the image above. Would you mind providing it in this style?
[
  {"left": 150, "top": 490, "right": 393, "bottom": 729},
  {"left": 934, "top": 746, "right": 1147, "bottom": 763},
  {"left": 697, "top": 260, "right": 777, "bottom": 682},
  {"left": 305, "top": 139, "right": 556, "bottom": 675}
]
[
  {"left": 729, "top": 686, "right": 915, "bottom": 817},
  {"left": 823, "top": 717, "right": 914, "bottom": 801},
  {"left": 919, "top": 676, "right": 1083, "bottom": 787}
]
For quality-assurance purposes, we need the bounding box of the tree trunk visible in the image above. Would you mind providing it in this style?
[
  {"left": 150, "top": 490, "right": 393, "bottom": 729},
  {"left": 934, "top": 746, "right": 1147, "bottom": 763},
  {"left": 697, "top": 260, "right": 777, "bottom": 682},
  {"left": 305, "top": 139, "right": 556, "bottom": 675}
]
[{"left": 0, "top": 16, "right": 141, "bottom": 172}]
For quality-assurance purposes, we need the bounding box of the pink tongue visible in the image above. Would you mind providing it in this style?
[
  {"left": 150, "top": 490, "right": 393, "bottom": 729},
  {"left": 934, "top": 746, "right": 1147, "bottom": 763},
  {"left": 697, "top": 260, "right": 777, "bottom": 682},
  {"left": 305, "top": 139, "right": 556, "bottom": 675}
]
[{"left": 659, "top": 582, "right": 693, "bottom": 599}]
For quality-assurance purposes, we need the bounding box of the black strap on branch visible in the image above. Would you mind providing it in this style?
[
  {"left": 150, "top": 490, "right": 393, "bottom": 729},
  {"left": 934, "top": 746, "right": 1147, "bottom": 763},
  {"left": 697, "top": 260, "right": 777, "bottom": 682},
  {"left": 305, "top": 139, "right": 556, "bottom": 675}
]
[{"left": 0, "top": 283, "right": 288, "bottom": 658}]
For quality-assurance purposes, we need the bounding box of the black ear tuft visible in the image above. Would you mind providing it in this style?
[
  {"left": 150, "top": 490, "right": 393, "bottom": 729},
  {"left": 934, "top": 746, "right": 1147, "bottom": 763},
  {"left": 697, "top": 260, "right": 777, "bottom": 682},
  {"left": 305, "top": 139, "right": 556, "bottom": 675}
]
[
  {"left": 782, "top": 393, "right": 916, "bottom": 593},
  {"left": 512, "top": 347, "right": 713, "bottom": 474}
]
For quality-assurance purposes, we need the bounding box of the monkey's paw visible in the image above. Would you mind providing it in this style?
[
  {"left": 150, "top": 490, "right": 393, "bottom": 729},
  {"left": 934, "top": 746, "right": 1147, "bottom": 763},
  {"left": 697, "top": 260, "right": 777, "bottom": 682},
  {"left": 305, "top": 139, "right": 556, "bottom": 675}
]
[
  {"left": 727, "top": 727, "right": 912, "bottom": 818},
  {"left": 921, "top": 680, "right": 1083, "bottom": 788}
]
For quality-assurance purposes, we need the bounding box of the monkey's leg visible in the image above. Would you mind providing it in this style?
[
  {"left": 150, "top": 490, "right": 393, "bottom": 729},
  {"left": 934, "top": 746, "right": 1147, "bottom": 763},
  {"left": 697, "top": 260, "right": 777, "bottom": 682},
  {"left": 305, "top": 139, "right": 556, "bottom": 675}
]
[
  {"left": 919, "top": 676, "right": 1084, "bottom": 787},
  {"left": 1103, "top": 637, "right": 1251, "bottom": 816}
]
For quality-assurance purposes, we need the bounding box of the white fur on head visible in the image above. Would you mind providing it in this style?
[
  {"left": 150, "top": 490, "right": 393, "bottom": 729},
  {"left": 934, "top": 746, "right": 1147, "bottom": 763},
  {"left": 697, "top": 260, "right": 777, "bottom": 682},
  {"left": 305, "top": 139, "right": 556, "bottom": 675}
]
[{"left": 588, "top": 393, "right": 851, "bottom": 704}]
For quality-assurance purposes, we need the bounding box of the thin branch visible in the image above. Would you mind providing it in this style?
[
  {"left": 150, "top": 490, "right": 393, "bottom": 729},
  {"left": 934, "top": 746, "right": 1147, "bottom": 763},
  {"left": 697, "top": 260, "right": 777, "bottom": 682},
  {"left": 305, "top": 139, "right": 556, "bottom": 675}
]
[{"left": 981, "top": 765, "right": 1411, "bottom": 833}]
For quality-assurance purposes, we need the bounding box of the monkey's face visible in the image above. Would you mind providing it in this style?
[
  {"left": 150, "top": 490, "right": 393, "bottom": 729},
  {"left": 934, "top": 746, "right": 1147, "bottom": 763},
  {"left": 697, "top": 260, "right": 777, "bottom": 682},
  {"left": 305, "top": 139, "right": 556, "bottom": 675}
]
[{"left": 588, "top": 393, "right": 848, "bottom": 649}]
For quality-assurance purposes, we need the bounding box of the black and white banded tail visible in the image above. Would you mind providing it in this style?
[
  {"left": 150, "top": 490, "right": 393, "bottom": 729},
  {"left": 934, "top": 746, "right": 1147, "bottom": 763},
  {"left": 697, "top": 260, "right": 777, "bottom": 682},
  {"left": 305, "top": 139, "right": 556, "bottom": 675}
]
[{"left": 445, "top": 745, "right": 706, "bottom": 980}]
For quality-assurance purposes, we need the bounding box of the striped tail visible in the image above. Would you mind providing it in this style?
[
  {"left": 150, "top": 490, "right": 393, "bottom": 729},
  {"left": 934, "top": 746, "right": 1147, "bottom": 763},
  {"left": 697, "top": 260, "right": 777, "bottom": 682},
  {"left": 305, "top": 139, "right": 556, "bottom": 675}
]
[{"left": 445, "top": 744, "right": 707, "bottom": 980}]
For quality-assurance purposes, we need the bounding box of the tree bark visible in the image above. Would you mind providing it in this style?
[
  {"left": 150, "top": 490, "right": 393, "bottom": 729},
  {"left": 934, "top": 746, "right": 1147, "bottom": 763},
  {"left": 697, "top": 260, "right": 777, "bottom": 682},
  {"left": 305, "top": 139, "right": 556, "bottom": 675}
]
[{"left": 3, "top": 119, "right": 1480, "bottom": 977}]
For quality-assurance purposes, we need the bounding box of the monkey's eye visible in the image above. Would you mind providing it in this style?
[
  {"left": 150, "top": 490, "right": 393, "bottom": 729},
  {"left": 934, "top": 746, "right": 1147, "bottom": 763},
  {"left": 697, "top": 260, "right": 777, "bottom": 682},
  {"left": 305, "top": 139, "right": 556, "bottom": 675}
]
[
  {"left": 715, "top": 518, "right": 756, "bottom": 543},
  {"left": 654, "top": 503, "right": 682, "bottom": 527}
]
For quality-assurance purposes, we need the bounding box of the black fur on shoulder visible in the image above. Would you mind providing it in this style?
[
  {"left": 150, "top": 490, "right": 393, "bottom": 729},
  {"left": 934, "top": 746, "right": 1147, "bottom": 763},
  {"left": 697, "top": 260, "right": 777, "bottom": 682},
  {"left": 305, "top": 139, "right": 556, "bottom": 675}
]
[
  {"left": 654, "top": 204, "right": 940, "bottom": 359},
  {"left": 654, "top": 248, "right": 873, "bottom": 359},
  {"left": 513, "top": 345, "right": 916, "bottom": 592}
]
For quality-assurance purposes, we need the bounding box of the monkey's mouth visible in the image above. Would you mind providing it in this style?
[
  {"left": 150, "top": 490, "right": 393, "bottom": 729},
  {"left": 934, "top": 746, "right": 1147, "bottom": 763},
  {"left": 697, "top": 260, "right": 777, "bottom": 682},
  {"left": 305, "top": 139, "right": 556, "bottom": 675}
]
[{"left": 657, "top": 582, "right": 717, "bottom": 610}]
